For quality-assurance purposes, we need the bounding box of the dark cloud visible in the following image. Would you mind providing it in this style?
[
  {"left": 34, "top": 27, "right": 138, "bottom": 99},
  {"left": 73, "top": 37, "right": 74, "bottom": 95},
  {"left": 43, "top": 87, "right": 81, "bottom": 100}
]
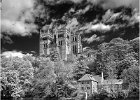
[
  {"left": 1, "top": 34, "right": 39, "bottom": 54},
  {"left": 1, "top": 34, "right": 13, "bottom": 44},
  {"left": 79, "top": 7, "right": 139, "bottom": 48},
  {"left": 72, "top": 0, "right": 139, "bottom": 9},
  {"left": 101, "top": 0, "right": 139, "bottom": 9},
  {"left": 2, "top": 0, "right": 139, "bottom": 36}
]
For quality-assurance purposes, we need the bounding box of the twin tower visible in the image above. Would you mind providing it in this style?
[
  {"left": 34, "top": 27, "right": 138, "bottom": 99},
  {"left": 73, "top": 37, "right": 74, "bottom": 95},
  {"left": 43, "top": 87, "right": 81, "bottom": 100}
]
[{"left": 40, "top": 25, "right": 83, "bottom": 61}]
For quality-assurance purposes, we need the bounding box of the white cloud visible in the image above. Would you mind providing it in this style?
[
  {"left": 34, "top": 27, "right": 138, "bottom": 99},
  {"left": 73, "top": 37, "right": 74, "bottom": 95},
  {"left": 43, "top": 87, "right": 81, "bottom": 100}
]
[
  {"left": 91, "top": 23, "right": 111, "bottom": 31},
  {"left": 130, "top": 10, "right": 140, "bottom": 24},
  {"left": 83, "top": 34, "right": 100, "bottom": 43},
  {"left": 66, "top": 18, "right": 78, "bottom": 29},
  {"left": 1, "top": 19, "right": 37, "bottom": 36},
  {"left": 1, "top": 0, "right": 36, "bottom": 36},
  {"left": 79, "top": 22, "right": 111, "bottom": 33},
  {"left": 2, "top": 51, "right": 24, "bottom": 58},
  {"left": 102, "top": 9, "right": 122, "bottom": 23},
  {"left": 1, "top": 51, "right": 33, "bottom": 58},
  {"left": 2, "top": 0, "right": 34, "bottom": 20}
]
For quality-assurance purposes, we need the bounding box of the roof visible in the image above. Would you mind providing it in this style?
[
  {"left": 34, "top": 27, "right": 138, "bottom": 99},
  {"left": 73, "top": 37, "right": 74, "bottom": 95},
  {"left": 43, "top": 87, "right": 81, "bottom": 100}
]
[
  {"left": 93, "top": 75, "right": 102, "bottom": 83},
  {"left": 101, "top": 79, "right": 123, "bottom": 85},
  {"left": 78, "top": 74, "right": 101, "bottom": 82}
]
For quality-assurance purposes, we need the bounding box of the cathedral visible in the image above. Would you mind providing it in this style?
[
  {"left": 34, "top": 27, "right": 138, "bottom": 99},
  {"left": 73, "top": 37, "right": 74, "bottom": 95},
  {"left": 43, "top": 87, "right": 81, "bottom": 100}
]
[{"left": 40, "top": 25, "right": 83, "bottom": 61}]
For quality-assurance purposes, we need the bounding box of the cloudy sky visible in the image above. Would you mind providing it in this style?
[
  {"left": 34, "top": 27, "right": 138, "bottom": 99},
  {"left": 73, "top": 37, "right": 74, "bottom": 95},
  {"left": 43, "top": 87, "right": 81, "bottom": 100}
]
[
  {"left": 1, "top": 0, "right": 139, "bottom": 56},
  {"left": 1, "top": 0, "right": 39, "bottom": 55}
]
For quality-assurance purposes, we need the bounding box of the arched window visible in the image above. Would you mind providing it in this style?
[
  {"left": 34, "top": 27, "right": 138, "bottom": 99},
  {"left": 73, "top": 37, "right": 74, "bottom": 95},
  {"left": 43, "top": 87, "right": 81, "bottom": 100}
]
[
  {"left": 59, "top": 40, "right": 63, "bottom": 46},
  {"left": 73, "top": 37, "right": 77, "bottom": 42},
  {"left": 73, "top": 45, "right": 77, "bottom": 54},
  {"left": 75, "top": 37, "right": 77, "bottom": 42},
  {"left": 54, "top": 35, "right": 56, "bottom": 43},
  {"left": 44, "top": 43, "right": 47, "bottom": 48}
]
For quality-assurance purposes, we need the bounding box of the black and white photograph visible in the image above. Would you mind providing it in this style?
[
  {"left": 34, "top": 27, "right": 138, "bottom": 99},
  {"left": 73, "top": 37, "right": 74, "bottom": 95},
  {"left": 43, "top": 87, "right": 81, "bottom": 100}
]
[{"left": 1, "top": 0, "right": 139, "bottom": 100}]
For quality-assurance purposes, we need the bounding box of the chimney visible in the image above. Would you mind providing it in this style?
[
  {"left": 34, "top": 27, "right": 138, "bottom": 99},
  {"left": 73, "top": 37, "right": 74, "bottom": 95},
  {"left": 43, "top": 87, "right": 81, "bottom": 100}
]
[{"left": 101, "top": 72, "right": 104, "bottom": 84}]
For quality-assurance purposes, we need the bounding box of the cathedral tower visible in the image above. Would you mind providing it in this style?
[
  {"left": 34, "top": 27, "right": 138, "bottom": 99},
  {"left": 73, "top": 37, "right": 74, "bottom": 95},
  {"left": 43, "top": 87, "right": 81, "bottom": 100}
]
[{"left": 39, "top": 25, "right": 82, "bottom": 60}]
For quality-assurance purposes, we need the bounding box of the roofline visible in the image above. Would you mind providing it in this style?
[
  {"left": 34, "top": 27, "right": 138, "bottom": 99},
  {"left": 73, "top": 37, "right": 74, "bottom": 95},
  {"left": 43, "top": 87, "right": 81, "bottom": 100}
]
[{"left": 78, "top": 80, "right": 98, "bottom": 82}]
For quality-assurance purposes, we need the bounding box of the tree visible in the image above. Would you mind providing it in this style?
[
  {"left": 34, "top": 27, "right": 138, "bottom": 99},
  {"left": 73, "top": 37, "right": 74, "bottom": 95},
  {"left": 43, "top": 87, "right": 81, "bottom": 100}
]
[
  {"left": 51, "top": 76, "right": 75, "bottom": 99},
  {"left": 32, "top": 57, "right": 56, "bottom": 98},
  {"left": 52, "top": 60, "right": 77, "bottom": 99},
  {"left": 54, "top": 60, "right": 65, "bottom": 77},
  {"left": 129, "top": 37, "right": 139, "bottom": 53},
  {"left": 72, "top": 56, "right": 89, "bottom": 80},
  {"left": 1, "top": 56, "right": 34, "bottom": 98},
  {"left": 121, "top": 65, "right": 139, "bottom": 91},
  {"left": 32, "top": 56, "right": 76, "bottom": 99},
  {"left": 116, "top": 52, "right": 139, "bottom": 78},
  {"left": 91, "top": 38, "right": 134, "bottom": 79}
]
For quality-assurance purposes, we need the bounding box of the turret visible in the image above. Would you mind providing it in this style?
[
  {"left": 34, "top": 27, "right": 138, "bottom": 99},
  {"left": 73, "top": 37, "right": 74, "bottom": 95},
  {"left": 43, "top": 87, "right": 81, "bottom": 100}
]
[{"left": 39, "top": 25, "right": 52, "bottom": 56}]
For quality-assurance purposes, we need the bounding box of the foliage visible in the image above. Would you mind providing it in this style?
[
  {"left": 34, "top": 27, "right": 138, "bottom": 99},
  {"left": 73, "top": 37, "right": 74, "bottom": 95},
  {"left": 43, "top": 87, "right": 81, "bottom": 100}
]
[
  {"left": 52, "top": 77, "right": 76, "bottom": 99},
  {"left": 72, "top": 56, "right": 89, "bottom": 80},
  {"left": 127, "top": 88, "right": 139, "bottom": 98},
  {"left": 54, "top": 61, "right": 65, "bottom": 77},
  {"left": 84, "top": 37, "right": 139, "bottom": 98},
  {"left": 121, "top": 65, "right": 139, "bottom": 90},
  {"left": 88, "top": 89, "right": 128, "bottom": 100},
  {"left": 116, "top": 52, "right": 139, "bottom": 78},
  {"left": 1, "top": 56, "right": 34, "bottom": 98},
  {"left": 31, "top": 57, "right": 76, "bottom": 99},
  {"left": 88, "top": 38, "right": 138, "bottom": 79},
  {"left": 1, "top": 37, "right": 139, "bottom": 99},
  {"left": 129, "top": 37, "right": 139, "bottom": 53},
  {"left": 88, "top": 89, "right": 109, "bottom": 100},
  {"left": 98, "top": 38, "right": 133, "bottom": 78},
  {"left": 32, "top": 57, "right": 56, "bottom": 98}
]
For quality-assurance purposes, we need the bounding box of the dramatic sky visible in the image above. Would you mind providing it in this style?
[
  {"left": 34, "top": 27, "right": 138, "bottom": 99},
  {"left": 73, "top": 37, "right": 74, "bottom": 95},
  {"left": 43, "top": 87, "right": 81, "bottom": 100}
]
[{"left": 1, "top": 0, "right": 139, "bottom": 56}]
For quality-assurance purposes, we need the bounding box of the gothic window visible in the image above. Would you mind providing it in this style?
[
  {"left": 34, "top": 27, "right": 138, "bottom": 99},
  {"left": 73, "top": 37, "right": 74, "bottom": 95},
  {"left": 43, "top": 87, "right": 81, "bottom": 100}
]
[
  {"left": 73, "top": 45, "right": 77, "bottom": 54},
  {"left": 58, "top": 34, "right": 64, "bottom": 38},
  {"left": 73, "top": 36, "right": 77, "bottom": 42},
  {"left": 75, "top": 37, "right": 77, "bottom": 41},
  {"left": 54, "top": 35, "right": 56, "bottom": 43},
  {"left": 44, "top": 43, "right": 47, "bottom": 48},
  {"left": 59, "top": 40, "right": 63, "bottom": 46},
  {"left": 44, "top": 44, "right": 45, "bottom": 48},
  {"left": 87, "top": 87, "right": 90, "bottom": 90},
  {"left": 59, "top": 41, "right": 61, "bottom": 45}
]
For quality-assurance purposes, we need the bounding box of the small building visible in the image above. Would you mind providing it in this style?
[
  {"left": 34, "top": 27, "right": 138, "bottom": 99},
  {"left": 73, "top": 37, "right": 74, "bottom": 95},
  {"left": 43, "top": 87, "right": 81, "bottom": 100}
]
[
  {"left": 78, "top": 74, "right": 102, "bottom": 97},
  {"left": 78, "top": 73, "right": 124, "bottom": 97}
]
